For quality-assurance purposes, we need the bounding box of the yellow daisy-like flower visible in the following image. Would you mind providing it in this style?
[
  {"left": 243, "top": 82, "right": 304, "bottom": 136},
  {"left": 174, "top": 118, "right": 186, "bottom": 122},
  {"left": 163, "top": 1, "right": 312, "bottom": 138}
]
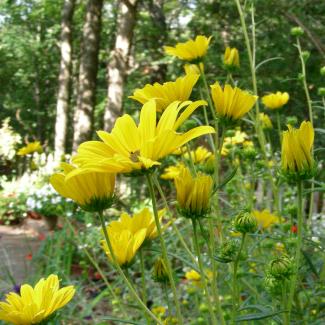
[
  {"left": 72, "top": 100, "right": 215, "bottom": 174},
  {"left": 164, "top": 35, "right": 212, "bottom": 62},
  {"left": 183, "top": 146, "right": 212, "bottom": 164},
  {"left": 281, "top": 121, "right": 314, "bottom": 173},
  {"left": 129, "top": 74, "right": 199, "bottom": 113},
  {"left": 223, "top": 47, "right": 240, "bottom": 68},
  {"left": 101, "top": 227, "right": 146, "bottom": 266},
  {"left": 262, "top": 91, "right": 289, "bottom": 110},
  {"left": 50, "top": 162, "right": 115, "bottom": 212},
  {"left": 253, "top": 209, "right": 280, "bottom": 229},
  {"left": 175, "top": 166, "right": 213, "bottom": 218},
  {"left": 185, "top": 269, "right": 201, "bottom": 281},
  {"left": 17, "top": 141, "right": 42, "bottom": 156},
  {"left": 152, "top": 305, "right": 167, "bottom": 316},
  {"left": 109, "top": 207, "right": 164, "bottom": 241},
  {"left": 0, "top": 274, "right": 75, "bottom": 325},
  {"left": 259, "top": 113, "right": 273, "bottom": 129},
  {"left": 210, "top": 82, "right": 258, "bottom": 120},
  {"left": 161, "top": 162, "right": 185, "bottom": 180},
  {"left": 224, "top": 130, "right": 248, "bottom": 145}
]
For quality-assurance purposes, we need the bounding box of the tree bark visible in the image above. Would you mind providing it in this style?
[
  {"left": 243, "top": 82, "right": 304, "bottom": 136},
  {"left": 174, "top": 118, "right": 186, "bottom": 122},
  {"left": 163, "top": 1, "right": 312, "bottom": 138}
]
[
  {"left": 103, "top": 0, "right": 138, "bottom": 131},
  {"left": 73, "top": 0, "right": 103, "bottom": 151},
  {"left": 54, "top": 0, "right": 75, "bottom": 160}
]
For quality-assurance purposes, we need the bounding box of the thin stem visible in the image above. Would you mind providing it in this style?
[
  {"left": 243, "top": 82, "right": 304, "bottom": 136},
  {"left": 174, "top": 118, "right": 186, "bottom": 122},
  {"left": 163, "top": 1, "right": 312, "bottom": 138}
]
[
  {"left": 191, "top": 218, "right": 218, "bottom": 325},
  {"left": 282, "top": 281, "right": 289, "bottom": 325},
  {"left": 163, "top": 282, "right": 172, "bottom": 317},
  {"left": 287, "top": 180, "right": 304, "bottom": 323},
  {"left": 276, "top": 110, "right": 282, "bottom": 145},
  {"left": 98, "top": 211, "right": 163, "bottom": 325},
  {"left": 139, "top": 249, "right": 150, "bottom": 325},
  {"left": 231, "top": 233, "right": 247, "bottom": 325},
  {"left": 63, "top": 216, "right": 128, "bottom": 318},
  {"left": 152, "top": 174, "right": 197, "bottom": 266},
  {"left": 146, "top": 173, "right": 184, "bottom": 325}
]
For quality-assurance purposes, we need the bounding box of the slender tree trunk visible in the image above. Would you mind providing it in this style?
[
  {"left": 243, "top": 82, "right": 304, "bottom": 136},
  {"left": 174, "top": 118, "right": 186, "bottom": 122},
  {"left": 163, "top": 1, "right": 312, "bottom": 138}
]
[
  {"left": 54, "top": 0, "right": 75, "bottom": 160},
  {"left": 72, "top": 0, "right": 103, "bottom": 151},
  {"left": 103, "top": 0, "right": 138, "bottom": 131}
]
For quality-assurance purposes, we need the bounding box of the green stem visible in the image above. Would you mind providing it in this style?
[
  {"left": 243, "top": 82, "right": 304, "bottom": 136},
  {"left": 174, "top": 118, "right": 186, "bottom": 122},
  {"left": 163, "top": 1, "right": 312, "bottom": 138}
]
[
  {"left": 64, "top": 216, "right": 128, "bottom": 318},
  {"left": 287, "top": 180, "right": 304, "bottom": 323},
  {"left": 146, "top": 173, "right": 184, "bottom": 325},
  {"left": 139, "top": 249, "right": 150, "bottom": 325},
  {"left": 152, "top": 174, "right": 197, "bottom": 266},
  {"left": 163, "top": 282, "right": 172, "bottom": 317},
  {"left": 98, "top": 211, "right": 163, "bottom": 325},
  {"left": 276, "top": 110, "right": 282, "bottom": 145},
  {"left": 282, "top": 281, "right": 289, "bottom": 325},
  {"left": 231, "top": 232, "right": 246, "bottom": 325},
  {"left": 191, "top": 218, "right": 218, "bottom": 325}
]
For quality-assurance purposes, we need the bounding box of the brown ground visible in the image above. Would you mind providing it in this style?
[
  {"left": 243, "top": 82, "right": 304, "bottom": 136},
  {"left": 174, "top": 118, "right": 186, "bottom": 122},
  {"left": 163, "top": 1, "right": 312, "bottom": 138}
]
[{"left": 0, "top": 219, "right": 48, "bottom": 293}]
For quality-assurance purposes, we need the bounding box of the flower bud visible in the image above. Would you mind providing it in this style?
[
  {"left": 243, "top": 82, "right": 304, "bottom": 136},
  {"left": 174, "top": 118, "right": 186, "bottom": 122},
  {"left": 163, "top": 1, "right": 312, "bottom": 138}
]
[
  {"left": 290, "top": 26, "right": 304, "bottom": 37},
  {"left": 199, "top": 303, "right": 209, "bottom": 313},
  {"left": 286, "top": 116, "right": 298, "bottom": 126},
  {"left": 269, "top": 255, "right": 294, "bottom": 279},
  {"left": 264, "top": 274, "right": 281, "bottom": 295},
  {"left": 225, "top": 129, "right": 236, "bottom": 137},
  {"left": 152, "top": 257, "right": 169, "bottom": 283},
  {"left": 234, "top": 211, "right": 258, "bottom": 234},
  {"left": 216, "top": 240, "right": 239, "bottom": 263},
  {"left": 301, "top": 51, "right": 310, "bottom": 62},
  {"left": 318, "top": 87, "right": 325, "bottom": 96},
  {"left": 320, "top": 66, "right": 325, "bottom": 76}
]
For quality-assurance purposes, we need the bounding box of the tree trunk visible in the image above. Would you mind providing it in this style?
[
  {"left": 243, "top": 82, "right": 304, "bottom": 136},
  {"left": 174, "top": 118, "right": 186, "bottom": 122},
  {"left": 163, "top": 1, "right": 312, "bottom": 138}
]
[
  {"left": 72, "top": 0, "right": 103, "bottom": 151},
  {"left": 54, "top": 0, "right": 75, "bottom": 160},
  {"left": 103, "top": 0, "right": 138, "bottom": 131}
]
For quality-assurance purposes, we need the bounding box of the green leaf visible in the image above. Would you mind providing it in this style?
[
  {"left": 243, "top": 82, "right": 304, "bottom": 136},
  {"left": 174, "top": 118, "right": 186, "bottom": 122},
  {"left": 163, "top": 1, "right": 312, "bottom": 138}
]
[
  {"left": 236, "top": 310, "right": 286, "bottom": 322},
  {"left": 215, "top": 167, "right": 238, "bottom": 190}
]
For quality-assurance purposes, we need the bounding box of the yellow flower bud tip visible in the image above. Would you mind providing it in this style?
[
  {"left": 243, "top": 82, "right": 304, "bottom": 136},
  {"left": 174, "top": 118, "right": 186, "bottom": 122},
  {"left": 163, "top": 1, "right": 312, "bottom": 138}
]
[
  {"left": 129, "top": 74, "right": 199, "bottom": 112},
  {"left": 234, "top": 211, "right": 258, "bottom": 234},
  {"left": 281, "top": 121, "right": 315, "bottom": 179},
  {"left": 184, "top": 63, "right": 201, "bottom": 75},
  {"left": 174, "top": 166, "right": 213, "bottom": 219},
  {"left": 223, "top": 47, "right": 240, "bottom": 69},
  {"left": 50, "top": 163, "right": 115, "bottom": 212},
  {"left": 0, "top": 274, "right": 75, "bottom": 325},
  {"left": 164, "top": 35, "right": 212, "bottom": 62},
  {"left": 152, "top": 306, "right": 166, "bottom": 316},
  {"left": 262, "top": 91, "right": 289, "bottom": 110},
  {"left": 185, "top": 269, "right": 201, "bottom": 281},
  {"left": 210, "top": 82, "right": 258, "bottom": 121},
  {"left": 72, "top": 100, "right": 215, "bottom": 174},
  {"left": 259, "top": 113, "right": 273, "bottom": 129}
]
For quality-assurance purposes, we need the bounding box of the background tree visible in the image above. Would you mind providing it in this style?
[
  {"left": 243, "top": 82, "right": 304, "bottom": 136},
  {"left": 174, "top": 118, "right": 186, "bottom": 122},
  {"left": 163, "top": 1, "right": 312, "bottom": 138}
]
[
  {"left": 54, "top": 0, "right": 75, "bottom": 160},
  {"left": 72, "top": 0, "right": 103, "bottom": 150}
]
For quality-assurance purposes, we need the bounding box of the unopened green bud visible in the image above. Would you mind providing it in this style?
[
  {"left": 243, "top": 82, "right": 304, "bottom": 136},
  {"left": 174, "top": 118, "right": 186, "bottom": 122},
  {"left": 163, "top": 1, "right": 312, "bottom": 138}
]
[
  {"left": 217, "top": 240, "right": 239, "bottom": 263},
  {"left": 199, "top": 303, "right": 209, "bottom": 313},
  {"left": 301, "top": 51, "right": 310, "bottom": 62},
  {"left": 225, "top": 129, "right": 236, "bottom": 137},
  {"left": 242, "top": 147, "right": 257, "bottom": 160},
  {"left": 196, "top": 317, "right": 205, "bottom": 325},
  {"left": 290, "top": 26, "right": 304, "bottom": 37},
  {"left": 286, "top": 116, "right": 298, "bottom": 126},
  {"left": 234, "top": 211, "right": 258, "bottom": 234},
  {"left": 264, "top": 274, "right": 281, "bottom": 295},
  {"left": 318, "top": 87, "right": 325, "bottom": 96},
  {"left": 152, "top": 257, "right": 169, "bottom": 283},
  {"left": 320, "top": 66, "right": 325, "bottom": 76},
  {"left": 269, "top": 255, "right": 294, "bottom": 279}
]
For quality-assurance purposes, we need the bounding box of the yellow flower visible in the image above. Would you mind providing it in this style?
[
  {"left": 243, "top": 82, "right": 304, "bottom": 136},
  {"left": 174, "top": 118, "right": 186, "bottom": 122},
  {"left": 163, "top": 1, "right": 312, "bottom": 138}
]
[
  {"left": 161, "top": 162, "right": 185, "bottom": 180},
  {"left": 185, "top": 269, "right": 201, "bottom": 281},
  {"left": 50, "top": 162, "right": 115, "bottom": 211},
  {"left": 152, "top": 305, "right": 166, "bottom": 316},
  {"left": 253, "top": 209, "right": 280, "bottom": 229},
  {"left": 101, "top": 227, "right": 146, "bottom": 266},
  {"left": 281, "top": 121, "right": 314, "bottom": 173},
  {"left": 17, "top": 141, "right": 42, "bottom": 156},
  {"left": 72, "top": 100, "right": 215, "bottom": 174},
  {"left": 224, "top": 130, "right": 248, "bottom": 145},
  {"left": 183, "top": 146, "right": 212, "bottom": 164},
  {"left": 210, "top": 82, "right": 258, "bottom": 120},
  {"left": 223, "top": 47, "right": 240, "bottom": 68},
  {"left": 243, "top": 140, "right": 254, "bottom": 148},
  {"left": 109, "top": 207, "right": 164, "bottom": 241},
  {"left": 0, "top": 274, "right": 75, "bottom": 325},
  {"left": 129, "top": 74, "right": 199, "bottom": 112},
  {"left": 259, "top": 113, "right": 273, "bottom": 129},
  {"left": 164, "top": 35, "right": 212, "bottom": 62},
  {"left": 262, "top": 91, "right": 289, "bottom": 110},
  {"left": 175, "top": 166, "right": 213, "bottom": 218},
  {"left": 184, "top": 63, "right": 202, "bottom": 75}
]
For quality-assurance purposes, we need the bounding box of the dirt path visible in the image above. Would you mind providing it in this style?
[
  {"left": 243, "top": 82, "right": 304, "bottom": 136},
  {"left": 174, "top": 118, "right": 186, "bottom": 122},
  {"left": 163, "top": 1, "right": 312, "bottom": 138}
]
[{"left": 0, "top": 219, "right": 48, "bottom": 293}]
